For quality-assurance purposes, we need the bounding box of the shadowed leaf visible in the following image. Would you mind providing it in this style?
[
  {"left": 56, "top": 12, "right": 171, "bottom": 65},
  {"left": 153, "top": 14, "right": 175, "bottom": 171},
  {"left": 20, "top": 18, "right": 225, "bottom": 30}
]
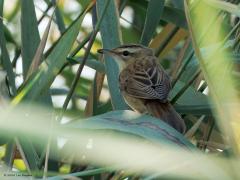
[
  {"left": 140, "top": 0, "right": 165, "bottom": 46},
  {"left": 21, "top": 0, "right": 40, "bottom": 78}
]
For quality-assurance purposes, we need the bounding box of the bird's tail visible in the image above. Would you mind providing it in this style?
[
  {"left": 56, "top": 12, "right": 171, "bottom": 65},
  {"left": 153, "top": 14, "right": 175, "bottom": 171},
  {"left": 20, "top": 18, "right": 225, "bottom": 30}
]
[{"left": 145, "top": 100, "right": 186, "bottom": 134}]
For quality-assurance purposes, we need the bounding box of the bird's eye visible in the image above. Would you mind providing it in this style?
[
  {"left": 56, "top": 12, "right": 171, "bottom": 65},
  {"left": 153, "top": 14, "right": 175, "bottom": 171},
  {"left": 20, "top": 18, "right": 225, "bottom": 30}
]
[{"left": 122, "top": 50, "right": 129, "bottom": 56}]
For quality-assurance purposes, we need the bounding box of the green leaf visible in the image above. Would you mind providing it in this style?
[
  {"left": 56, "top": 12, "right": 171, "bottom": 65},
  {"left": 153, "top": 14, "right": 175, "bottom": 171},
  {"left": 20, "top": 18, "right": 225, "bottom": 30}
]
[
  {"left": 12, "top": 5, "right": 90, "bottom": 104},
  {"left": 17, "top": 136, "right": 40, "bottom": 172},
  {"left": 0, "top": 0, "right": 17, "bottom": 95},
  {"left": 162, "top": 6, "right": 187, "bottom": 29},
  {"left": 52, "top": 0, "right": 65, "bottom": 34},
  {"left": 171, "top": 81, "right": 209, "bottom": 107},
  {"left": 21, "top": 0, "right": 41, "bottom": 78},
  {"left": 66, "top": 110, "right": 195, "bottom": 149},
  {"left": 49, "top": 168, "right": 111, "bottom": 180},
  {"left": 21, "top": 2, "right": 53, "bottom": 105},
  {"left": 171, "top": 0, "right": 184, "bottom": 9},
  {"left": 175, "top": 104, "right": 212, "bottom": 115},
  {"left": 26, "top": 11, "right": 53, "bottom": 80},
  {"left": 185, "top": 1, "right": 240, "bottom": 153},
  {"left": 140, "top": 0, "right": 165, "bottom": 46},
  {"left": 204, "top": 0, "right": 240, "bottom": 17},
  {"left": 97, "top": 0, "right": 129, "bottom": 110},
  {"left": 3, "top": 24, "right": 18, "bottom": 46},
  {"left": 4, "top": 140, "right": 14, "bottom": 170},
  {"left": 170, "top": 81, "right": 211, "bottom": 115}
]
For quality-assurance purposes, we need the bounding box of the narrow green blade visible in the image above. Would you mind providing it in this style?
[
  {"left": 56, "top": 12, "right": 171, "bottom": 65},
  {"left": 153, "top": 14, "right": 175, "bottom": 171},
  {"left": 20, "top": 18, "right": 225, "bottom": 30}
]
[
  {"left": 97, "top": 0, "right": 128, "bottom": 110},
  {"left": 140, "top": 0, "right": 165, "bottom": 46},
  {"left": 12, "top": 4, "right": 92, "bottom": 104},
  {"left": 0, "top": 0, "right": 17, "bottom": 95},
  {"left": 21, "top": 0, "right": 40, "bottom": 78}
]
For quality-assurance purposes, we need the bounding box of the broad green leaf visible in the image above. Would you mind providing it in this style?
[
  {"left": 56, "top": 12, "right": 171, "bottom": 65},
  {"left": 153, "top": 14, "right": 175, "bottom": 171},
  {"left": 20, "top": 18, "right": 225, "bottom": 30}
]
[
  {"left": 21, "top": 0, "right": 41, "bottom": 78},
  {"left": 140, "top": 0, "right": 165, "bottom": 46},
  {"left": 12, "top": 4, "right": 92, "bottom": 104},
  {"left": 0, "top": 105, "right": 236, "bottom": 179},
  {"left": 97, "top": 0, "right": 129, "bottom": 110},
  {"left": 0, "top": 0, "right": 17, "bottom": 95},
  {"left": 67, "top": 110, "right": 195, "bottom": 149}
]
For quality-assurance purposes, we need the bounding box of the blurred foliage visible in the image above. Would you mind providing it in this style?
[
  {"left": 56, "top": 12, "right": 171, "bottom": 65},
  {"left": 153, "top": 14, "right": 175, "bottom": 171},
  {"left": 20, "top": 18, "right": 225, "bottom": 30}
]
[{"left": 0, "top": 0, "right": 240, "bottom": 179}]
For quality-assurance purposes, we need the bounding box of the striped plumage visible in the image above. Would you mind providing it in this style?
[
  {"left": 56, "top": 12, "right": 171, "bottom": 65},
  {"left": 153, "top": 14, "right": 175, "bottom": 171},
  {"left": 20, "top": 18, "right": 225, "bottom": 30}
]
[
  {"left": 119, "top": 55, "right": 171, "bottom": 102},
  {"left": 98, "top": 44, "right": 186, "bottom": 133}
]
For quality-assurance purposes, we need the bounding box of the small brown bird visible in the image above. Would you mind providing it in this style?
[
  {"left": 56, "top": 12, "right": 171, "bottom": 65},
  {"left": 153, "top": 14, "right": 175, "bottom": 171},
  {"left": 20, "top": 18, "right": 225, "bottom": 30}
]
[{"left": 98, "top": 44, "right": 186, "bottom": 133}]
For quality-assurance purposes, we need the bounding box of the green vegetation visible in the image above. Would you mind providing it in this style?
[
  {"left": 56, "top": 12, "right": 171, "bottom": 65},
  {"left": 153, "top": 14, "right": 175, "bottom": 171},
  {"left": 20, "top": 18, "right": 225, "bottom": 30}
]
[{"left": 0, "top": 0, "right": 240, "bottom": 179}]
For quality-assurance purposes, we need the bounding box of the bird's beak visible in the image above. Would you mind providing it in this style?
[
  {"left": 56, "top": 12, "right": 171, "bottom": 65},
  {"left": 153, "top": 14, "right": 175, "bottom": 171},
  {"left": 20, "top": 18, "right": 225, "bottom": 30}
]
[{"left": 97, "top": 48, "right": 112, "bottom": 54}]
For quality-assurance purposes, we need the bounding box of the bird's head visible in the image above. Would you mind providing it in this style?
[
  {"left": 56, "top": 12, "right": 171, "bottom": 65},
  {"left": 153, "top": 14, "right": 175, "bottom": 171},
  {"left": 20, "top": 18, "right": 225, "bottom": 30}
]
[{"left": 97, "top": 44, "right": 154, "bottom": 71}]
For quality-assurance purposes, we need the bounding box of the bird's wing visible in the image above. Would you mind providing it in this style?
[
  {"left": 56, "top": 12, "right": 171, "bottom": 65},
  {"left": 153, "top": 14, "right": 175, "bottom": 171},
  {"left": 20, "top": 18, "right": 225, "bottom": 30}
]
[{"left": 124, "top": 57, "right": 171, "bottom": 102}]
